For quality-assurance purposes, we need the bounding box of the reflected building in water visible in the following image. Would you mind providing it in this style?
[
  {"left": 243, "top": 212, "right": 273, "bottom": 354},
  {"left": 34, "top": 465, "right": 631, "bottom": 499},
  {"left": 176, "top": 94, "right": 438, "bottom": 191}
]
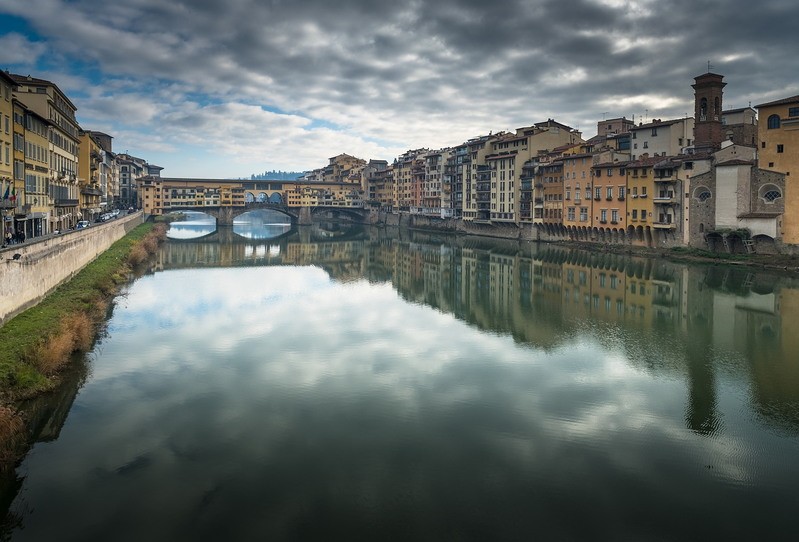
[{"left": 155, "top": 227, "right": 799, "bottom": 434}]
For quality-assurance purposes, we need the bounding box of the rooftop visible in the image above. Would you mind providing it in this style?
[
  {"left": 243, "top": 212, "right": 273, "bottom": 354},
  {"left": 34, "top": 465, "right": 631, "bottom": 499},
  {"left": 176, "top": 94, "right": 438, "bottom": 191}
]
[{"left": 754, "top": 94, "right": 799, "bottom": 108}]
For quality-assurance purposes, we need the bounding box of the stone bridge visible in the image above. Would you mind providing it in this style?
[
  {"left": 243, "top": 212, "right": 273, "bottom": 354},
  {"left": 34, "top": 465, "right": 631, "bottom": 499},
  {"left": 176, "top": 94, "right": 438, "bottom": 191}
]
[{"left": 166, "top": 202, "right": 370, "bottom": 226}]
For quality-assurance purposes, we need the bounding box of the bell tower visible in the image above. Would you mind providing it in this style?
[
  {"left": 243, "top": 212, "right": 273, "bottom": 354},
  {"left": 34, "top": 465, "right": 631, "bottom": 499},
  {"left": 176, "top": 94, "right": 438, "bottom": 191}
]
[{"left": 692, "top": 71, "right": 726, "bottom": 152}]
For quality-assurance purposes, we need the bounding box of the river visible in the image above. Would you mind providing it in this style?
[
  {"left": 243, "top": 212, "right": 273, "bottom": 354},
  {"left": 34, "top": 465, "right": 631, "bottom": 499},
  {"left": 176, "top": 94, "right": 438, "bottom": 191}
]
[{"left": 2, "top": 214, "right": 798, "bottom": 541}]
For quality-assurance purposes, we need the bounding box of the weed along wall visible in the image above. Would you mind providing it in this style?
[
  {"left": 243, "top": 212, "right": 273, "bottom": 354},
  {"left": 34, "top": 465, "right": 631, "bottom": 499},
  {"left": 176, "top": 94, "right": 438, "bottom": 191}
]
[{"left": 0, "top": 213, "right": 145, "bottom": 326}]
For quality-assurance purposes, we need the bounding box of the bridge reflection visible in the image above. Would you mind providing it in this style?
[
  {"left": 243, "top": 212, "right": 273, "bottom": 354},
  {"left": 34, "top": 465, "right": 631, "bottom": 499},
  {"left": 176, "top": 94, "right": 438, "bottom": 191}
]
[{"left": 153, "top": 232, "right": 799, "bottom": 436}]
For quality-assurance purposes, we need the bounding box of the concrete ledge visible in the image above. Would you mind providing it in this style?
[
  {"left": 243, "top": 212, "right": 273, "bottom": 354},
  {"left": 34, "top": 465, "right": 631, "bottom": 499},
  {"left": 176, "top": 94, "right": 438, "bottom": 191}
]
[{"left": 0, "top": 212, "right": 144, "bottom": 327}]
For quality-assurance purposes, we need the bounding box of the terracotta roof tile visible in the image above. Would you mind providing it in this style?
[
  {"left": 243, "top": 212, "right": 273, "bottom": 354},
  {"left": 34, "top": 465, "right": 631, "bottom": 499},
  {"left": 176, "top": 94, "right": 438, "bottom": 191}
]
[{"left": 754, "top": 95, "right": 799, "bottom": 108}]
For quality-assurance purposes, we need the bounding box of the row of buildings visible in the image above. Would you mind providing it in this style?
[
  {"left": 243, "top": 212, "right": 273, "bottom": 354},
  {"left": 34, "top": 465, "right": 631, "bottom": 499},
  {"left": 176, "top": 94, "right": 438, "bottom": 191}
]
[
  {"left": 0, "top": 71, "right": 160, "bottom": 241},
  {"left": 291, "top": 72, "right": 797, "bottom": 253}
]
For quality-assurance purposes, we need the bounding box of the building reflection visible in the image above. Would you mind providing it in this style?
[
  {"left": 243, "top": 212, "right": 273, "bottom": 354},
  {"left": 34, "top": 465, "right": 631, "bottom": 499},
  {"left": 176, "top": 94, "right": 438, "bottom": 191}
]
[{"left": 155, "top": 228, "right": 799, "bottom": 435}]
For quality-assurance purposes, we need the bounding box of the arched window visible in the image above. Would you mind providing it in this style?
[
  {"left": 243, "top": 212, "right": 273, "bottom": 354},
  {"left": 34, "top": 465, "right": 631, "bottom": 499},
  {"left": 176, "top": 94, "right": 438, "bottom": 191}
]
[
  {"left": 759, "top": 184, "right": 783, "bottom": 203},
  {"left": 700, "top": 98, "right": 708, "bottom": 120},
  {"left": 764, "top": 190, "right": 781, "bottom": 202},
  {"left": 694, "top": 186, "right": 712, "bottom": 202},
  {"left": 699, "top": 223, "right": 705, "bottom": 233},
  {"left": 714, "top": 97, "right": 720, "bottom": 116},
  {"left": 768, "top": 114, "right": 781, "bottom": 129}
]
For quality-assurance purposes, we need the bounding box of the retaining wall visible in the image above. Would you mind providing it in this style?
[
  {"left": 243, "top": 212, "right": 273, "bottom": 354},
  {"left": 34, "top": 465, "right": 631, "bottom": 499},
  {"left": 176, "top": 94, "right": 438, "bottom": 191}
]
[{"left": 0, "top": 213, "right": 144, "bottom": 327}]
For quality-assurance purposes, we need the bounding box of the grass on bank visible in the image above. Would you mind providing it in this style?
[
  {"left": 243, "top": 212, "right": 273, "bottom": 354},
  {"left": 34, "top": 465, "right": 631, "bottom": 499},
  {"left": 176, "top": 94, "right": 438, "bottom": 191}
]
[{"left": 0, "top": 222, "right": 167, "bottom": 399}]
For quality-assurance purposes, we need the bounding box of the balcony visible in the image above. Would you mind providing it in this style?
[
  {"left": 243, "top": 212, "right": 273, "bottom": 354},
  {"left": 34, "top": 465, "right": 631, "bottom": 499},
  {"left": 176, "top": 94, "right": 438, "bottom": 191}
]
[
  {"left": 653, "top": 220, "right": 676, "bottom": 229},
  {"left": 654, "top": 193, "right": 677, "bottom": 204},
  {"left": 653, "top": 172, "right": 677, "bottom": 182},
  {"left": 55, "top": 198, "right": 79, "bottom": 207}
]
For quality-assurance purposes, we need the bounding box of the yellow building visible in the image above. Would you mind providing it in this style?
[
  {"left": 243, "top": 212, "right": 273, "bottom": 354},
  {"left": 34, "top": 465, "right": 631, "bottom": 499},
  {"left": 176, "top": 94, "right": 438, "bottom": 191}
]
[
  {"left": 590, "top": 160, "right": 628, "bottom": 233},
  {"left": 626, "top": 156, "right": 662, "bottom": 246},
  {"left": 11, "top": 74, "right": 81, "bottom": 236},
  {"left": 78, "top": 131, "right": 104, "bottom": 222},
  {"left": 756, "top": 95, "right": 799, "bottom": 244},
  {"left": 21, "top": 107, "right": 53, "bottom": 232},
  {"left": 1, "top": 72, "right": 15, "bottom": 236}
]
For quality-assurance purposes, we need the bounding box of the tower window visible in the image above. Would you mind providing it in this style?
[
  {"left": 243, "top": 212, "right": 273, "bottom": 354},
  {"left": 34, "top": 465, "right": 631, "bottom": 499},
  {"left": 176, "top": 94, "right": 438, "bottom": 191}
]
[
  {"left": 767, "top": 114, "right": 781, "bottom": 129},
  {"left": 777, "top": 144, "right": 784, "bottom": 153}
]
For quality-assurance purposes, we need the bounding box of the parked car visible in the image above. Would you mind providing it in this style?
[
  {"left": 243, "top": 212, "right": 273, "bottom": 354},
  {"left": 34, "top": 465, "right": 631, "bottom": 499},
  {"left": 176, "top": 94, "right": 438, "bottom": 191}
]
[{"left": 76, "top": 220, "right": 89, "bottom": 229}]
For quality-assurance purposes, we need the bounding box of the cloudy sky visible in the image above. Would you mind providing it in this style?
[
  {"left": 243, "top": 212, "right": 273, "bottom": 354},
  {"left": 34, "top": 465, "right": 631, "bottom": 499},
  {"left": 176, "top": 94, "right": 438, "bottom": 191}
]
[{"left": 0, "top": 0, "right": 797, "bottom": 178}]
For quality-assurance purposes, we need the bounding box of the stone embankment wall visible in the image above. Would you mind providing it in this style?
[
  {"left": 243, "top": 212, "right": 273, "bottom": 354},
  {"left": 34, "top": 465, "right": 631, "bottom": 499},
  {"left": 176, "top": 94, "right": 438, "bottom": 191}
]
[
  {"left": 0, "top": 213, "right": 144, "bottom": 327},
  {"left": 369, "top": 210, "right": 697, "bottom": 250}
]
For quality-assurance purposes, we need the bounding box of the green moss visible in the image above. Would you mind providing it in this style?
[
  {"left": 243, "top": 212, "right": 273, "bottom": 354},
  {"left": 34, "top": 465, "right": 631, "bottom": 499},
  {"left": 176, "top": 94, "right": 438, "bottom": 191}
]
[{"left": 0, "top": 223, "right": 156, "bottom": 399}]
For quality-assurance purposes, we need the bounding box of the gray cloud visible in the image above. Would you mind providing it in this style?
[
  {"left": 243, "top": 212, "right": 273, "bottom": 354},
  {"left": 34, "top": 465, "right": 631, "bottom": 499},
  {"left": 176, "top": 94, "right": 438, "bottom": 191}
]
[{"left": 0, "top": 0, "right": 796, "bottom": 174}]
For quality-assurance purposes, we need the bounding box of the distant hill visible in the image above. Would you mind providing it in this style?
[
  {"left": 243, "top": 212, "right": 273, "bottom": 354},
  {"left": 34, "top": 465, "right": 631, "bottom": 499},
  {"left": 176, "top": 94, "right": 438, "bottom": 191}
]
[{"left": 248, "top": 170, "right": 305, "bottom": 180}]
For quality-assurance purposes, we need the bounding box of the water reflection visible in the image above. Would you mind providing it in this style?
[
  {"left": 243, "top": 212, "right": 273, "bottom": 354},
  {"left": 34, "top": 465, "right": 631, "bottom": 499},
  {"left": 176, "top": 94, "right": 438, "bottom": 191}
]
[
  {"left": 4, "top": 228, "right": 799, "bottom": 540},
  {"left": 154, "top": 232, "right": 799, "bottom": 435},
  {"left": 165, "top": 210, "right": 292, "bottom": 240},
  {"left": 165, "top": 211, "right": 216, "bottom": 239},
  {"left": 233, "top": 210, "right": 291, "bottom": 240}
]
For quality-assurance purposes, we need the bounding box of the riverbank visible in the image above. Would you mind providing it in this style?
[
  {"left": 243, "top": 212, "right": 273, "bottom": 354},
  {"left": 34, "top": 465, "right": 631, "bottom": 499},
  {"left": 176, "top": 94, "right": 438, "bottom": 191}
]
[
  {"left": 541, "top": 239, "right": 799, "bottom": 273},
  {"left": 0, "top": 223, "right": 166, "bottom": 469}
]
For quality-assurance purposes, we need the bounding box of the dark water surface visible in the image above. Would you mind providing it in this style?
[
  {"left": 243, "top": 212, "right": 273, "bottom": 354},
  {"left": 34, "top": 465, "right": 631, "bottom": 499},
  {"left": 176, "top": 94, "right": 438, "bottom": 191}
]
[{"left": 3, "top": 224, "right": 799, "bottom": 541}]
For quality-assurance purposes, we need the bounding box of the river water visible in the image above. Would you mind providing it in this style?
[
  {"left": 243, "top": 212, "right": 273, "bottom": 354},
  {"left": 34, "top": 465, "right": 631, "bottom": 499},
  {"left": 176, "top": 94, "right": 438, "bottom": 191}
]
[{"left": 2, "top": 213, "right": 799, "bottom": 541}]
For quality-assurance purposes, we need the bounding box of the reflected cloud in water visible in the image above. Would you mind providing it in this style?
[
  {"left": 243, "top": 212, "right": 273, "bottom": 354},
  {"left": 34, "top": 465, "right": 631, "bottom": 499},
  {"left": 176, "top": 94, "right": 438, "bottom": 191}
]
[{"left": 7, "top": 237, "right": 799, "bottom": 541}]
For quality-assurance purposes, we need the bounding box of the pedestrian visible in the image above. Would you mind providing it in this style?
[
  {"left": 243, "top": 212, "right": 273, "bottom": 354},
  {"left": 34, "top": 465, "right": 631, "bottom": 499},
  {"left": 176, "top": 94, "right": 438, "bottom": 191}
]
[{"left": 3, "top": 230, "right": 10, "bottom": 246}]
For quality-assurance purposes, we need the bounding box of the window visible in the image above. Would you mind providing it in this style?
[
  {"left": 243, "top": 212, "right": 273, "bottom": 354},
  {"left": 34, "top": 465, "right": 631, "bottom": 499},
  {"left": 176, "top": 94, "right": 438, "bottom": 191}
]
[
  {"left": 606, "top": 187, "right": 613, "bottom": 199},
  {"left": 760, "top": 185, "right": 782, "bottom": 203},
  {"left": 600, "top": 209, "right": 607, "bottom": 222},
  {"left": 580, "top": 207, "right": 588, "bottom": 221},
  {"left": 777, "top": 144, "right": 784, "bottom": 153},
  {"left": 768, "top": 114, "right": 781, "bottom": 129},
  {"left": 789, "top": 107, "right": 799, "bottom": 118},
  {"left": 607, "top": 168, "right": 613, "bottom": 177},
  {"left": 568, "top": 207, "right": 575, "bottom": 221},
  {"left": 695, "top": 187, "right": 712, "bottom": 202},
  {"left": 611, "top": 210, "right": 619, "bottom": 223},
  {"left": 632, "top": 209, "right": 638, "bottom": 219},
  {"left": 651, "top": 127, "right": 658, "bottom": 136},
  {"left": 643, "top": 141, "right": 649, "bottom": 149},
  {"left": 619, "top": 186, "right": 626, "bottom": 199},
  {"left": 595, "top": 187, "right": 601, "bottom": 199}
]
